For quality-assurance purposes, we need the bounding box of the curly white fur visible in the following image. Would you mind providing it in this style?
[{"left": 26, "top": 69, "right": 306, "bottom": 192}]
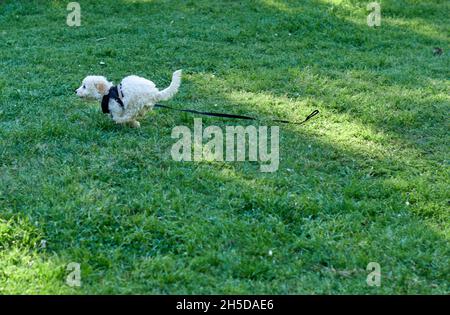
[{"left": 76, "top": 70, "right": 182, "bottom": 128}]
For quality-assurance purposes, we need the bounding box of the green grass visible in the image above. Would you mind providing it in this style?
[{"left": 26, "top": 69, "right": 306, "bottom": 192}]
[{"left": 0, "top": 0, "right": 449, "bottom": 294}]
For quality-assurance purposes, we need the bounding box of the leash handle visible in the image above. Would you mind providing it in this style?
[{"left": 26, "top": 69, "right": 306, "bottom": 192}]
[
  {"left": 154, "top": 104, "right": 319, "bottom": 125},
  {"left": 273, "top": 109, "right": 319, "bottom": 125}
]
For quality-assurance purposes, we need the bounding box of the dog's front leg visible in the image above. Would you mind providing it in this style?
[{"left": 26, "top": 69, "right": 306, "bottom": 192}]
[
  {"left": 109, "top": 111, "right": 126, "bottom": 124},
  {"left": 112, "top": 115, "right": 130, "bottom": 124},
  {"left": 112, "top": 111, "right": 141, "bottom": 128},
  {"left": 129, "top": 121, "right": 141, "bottom": 128}
]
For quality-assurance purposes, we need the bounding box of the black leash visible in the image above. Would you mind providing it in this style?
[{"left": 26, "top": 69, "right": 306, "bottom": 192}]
[
  {"left": 102, "top": 85, "right": 319, "bottom": 125},
  {"left": 154, "top": 104, "right": 319, "bottom": 125}
]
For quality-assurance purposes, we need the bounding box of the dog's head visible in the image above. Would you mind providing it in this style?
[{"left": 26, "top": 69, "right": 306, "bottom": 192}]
[{"left": 76, "top": 76, "right": 112, "bottom": 100}]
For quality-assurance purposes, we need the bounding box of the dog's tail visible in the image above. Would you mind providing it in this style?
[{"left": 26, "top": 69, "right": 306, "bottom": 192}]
[{"left": 156, "top": 70, "right": 182, "bottom": 101}]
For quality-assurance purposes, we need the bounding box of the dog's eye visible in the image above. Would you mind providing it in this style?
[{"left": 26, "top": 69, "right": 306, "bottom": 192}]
[{"left": 82, "top": 85, "right": 86, "bottom": 89}]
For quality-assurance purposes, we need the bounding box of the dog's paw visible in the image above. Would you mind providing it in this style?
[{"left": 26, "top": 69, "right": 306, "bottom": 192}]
[{"left": 130, "top": 121, "right": 141, "bottom": 128}]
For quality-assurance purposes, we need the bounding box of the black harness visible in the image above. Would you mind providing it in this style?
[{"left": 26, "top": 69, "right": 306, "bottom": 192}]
[{"left": 101, "top": 85, "right": 124, "bottom": 114}]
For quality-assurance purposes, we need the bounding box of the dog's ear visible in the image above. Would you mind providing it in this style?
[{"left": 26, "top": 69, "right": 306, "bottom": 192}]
[{"left": 94, "top": 82, "right": 107, "bottom": 95}]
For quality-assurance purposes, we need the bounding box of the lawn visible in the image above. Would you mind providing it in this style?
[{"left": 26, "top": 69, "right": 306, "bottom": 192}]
[{"left": 0, "top": 0, "right": 448, "bottom": 294}]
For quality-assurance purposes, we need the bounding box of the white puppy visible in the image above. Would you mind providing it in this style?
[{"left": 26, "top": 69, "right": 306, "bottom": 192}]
[{"left": 76, "top": 70, "right": 182, "bottom": 128}]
